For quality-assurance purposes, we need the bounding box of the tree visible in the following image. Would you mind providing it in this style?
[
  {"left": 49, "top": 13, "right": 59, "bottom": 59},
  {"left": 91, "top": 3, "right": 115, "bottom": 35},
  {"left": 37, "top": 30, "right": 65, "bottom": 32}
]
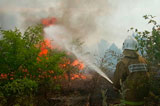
[
  {"left": 128, "top": 15, "right": 160, "bottom": 105},
  {"left": 0, "top": 25, "right": 42, "bottom": 75},
  {"left": 0, "top": 25, "right": 65, "bottom": 81},
  {"left": 130, "top": 15, "right": 160, "bottom": 67}
]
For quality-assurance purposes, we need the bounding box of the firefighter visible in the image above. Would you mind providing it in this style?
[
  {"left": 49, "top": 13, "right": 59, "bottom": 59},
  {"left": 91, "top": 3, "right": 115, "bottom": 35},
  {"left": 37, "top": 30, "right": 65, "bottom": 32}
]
[{"left": 113, "top": 35, "right": 149, "bottom": 106}]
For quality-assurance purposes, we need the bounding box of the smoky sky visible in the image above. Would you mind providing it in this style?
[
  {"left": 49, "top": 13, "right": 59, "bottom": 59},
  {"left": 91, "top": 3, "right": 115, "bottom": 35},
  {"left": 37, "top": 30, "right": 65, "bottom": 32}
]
[{"left": 0, "top": 0, "right": 160, "bottom": 48}]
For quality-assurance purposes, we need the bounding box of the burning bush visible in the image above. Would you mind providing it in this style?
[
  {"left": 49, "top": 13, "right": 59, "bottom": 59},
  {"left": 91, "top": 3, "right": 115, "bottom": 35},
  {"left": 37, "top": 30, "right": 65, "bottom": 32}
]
[
  {"left": 0, "top": 23, "right": 90, "bottom": 105},
  {"left": 0, "top": 25, "right": 67, "bottom": 81},
  {"left": 0, "top": 25, "right": 68, "bottom": 105}
]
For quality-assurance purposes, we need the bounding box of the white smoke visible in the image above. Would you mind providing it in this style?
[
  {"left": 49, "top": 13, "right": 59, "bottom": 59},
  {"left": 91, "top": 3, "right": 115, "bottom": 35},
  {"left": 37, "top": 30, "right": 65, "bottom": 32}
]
[
  {"left": 0, "top": 0, "right": 113, "bottom": 45},
  {"left": 1, "top": 0, "right": 160, "bottom": 47},
  {"left": 1, "top": 0, "right": 160, "bottom": 82},
  {"left": 44, "top": 25, "right": 113, "bottom": 84}
]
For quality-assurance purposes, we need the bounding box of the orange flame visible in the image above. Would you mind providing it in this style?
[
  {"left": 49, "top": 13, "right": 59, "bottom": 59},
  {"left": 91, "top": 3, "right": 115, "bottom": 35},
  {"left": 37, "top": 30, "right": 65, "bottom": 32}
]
[
  {"left": 42, "top": 17, "right": 56, "bottom": 27},
  {"left": 60, "top": 58, "right": 85, "bottom": 70},
  {"left": 39, "top": 39, "right": 52, "bottom": 57},
  {"left": 71, "top": 74, "right": 87, "bottom": 80},
  {"left": 72, "top": 60, "right": 84, "bottom": 70},
  {"left": 40, "top": 17, "right": 86, "bottom": 81},
  {"left": 54, "top": 74, "right": 87, "bottom": 80}
]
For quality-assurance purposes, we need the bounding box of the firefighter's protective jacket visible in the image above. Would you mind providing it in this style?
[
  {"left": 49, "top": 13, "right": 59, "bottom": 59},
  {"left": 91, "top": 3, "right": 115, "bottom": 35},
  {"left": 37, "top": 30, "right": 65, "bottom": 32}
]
[{"left": 113, "top": 49, "right": 149, "bottom": 105}]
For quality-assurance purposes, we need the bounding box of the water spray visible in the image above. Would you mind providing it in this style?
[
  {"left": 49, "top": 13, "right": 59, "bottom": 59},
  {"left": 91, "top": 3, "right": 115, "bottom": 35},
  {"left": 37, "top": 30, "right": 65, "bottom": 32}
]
[
  {"left": 44, "top": 25, "right": 113, "bottom": 84},
  {"left": 71, "top": 50, "right": 113, "bottom": 84}
]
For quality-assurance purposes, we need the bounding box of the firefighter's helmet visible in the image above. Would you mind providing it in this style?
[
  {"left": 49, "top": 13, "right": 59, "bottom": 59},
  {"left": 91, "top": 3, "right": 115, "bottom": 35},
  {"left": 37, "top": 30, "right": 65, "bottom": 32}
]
[{"left": 122, "top": 34, "right": 138, "bottom": 50}]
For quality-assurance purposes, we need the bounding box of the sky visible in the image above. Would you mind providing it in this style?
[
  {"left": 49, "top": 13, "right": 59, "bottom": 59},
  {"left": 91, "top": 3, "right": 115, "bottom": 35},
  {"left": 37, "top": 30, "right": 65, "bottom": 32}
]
[{"left": 0, "top": 0, "right": 160, "bottom": 49}]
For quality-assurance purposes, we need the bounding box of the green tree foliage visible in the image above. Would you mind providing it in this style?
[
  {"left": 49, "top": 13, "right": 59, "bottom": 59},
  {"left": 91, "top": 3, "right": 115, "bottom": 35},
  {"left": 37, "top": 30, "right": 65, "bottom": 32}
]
[
  {"left": 0, "top": 25, "right": 67, "bottom": 105},
  {"left": 128, "top": 15, "right": 160, "bottom": 105},
  {"left": 2, "top": 79, "right": 38, "bottom": 97},
  {"left": 0, "top": 25, "right": 43, "bottom": 79},
  {"left": 0, "top": 25, "right": 65, "bottom": 81},
  {"left": 0, "top": 79, "right": 38, "bottom": 106},
  {"left": 133, "top": 15, "right": 160, "bottom": 66}
]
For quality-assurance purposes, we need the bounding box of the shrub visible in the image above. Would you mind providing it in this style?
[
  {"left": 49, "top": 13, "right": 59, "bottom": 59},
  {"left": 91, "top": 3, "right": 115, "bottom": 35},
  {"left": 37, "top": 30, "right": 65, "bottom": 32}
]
[
  {"left": 0, "top": 78, "right": 38, "bottom": 106},
  {"left": 133, "top": 15, "right": 160, "bottom": 66},
  {"left": 128, "top": 15, "right": 160, "bottom": 105}
]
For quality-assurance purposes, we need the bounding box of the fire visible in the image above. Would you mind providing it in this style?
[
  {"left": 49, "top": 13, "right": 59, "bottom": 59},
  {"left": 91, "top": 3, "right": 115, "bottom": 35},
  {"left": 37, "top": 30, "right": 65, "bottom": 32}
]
[
  {"left": 39, "top": 39, "right": 52, "bottom": 57},
  {"left": 0, "top": 73, "right": 7, "bottom": 79},
  {"left": 71, "top": 74, "right": 87, "bottom": 80},
  {"left": 42, "top": 17, "right": 56, "bottom": 27},
  {"left": 60, "top": 58, "right": 85, "bottom": 70},
  {"left": 41, "top": 17, "right": 86, "bottom": 81},
  {"left": 59, "top": 59, "right": 86, "bottom": 80},
  {"left": 72, "top": 60, "right": 84, "bottom": 70},
  {"left": 54, "top": 74, "right": 87, "bottom": 80}
]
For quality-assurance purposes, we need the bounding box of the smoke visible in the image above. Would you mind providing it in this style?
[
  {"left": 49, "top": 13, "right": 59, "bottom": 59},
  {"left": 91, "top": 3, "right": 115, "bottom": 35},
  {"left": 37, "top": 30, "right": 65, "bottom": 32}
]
[
  {"left": 1, "top": 0, "right": 160, "bottom": 82},
  {"left": 44, "top": 24, "right": 114, "bottom": 84},
  {"left": 41, "top": 0, "right": 111, "bottom": 58},
  {"left": 1, "top": 0, "right": 160, "bottom": 47},
  {"left": 42, "top": 0, "right": 115, "bottom": 83},
  {"left": 55, "top": 0, "right": 110, "bottom": 41},
  {"left": 0, "top": 0, "right": 114, "bottom": 45},
  {"left": 39, "top": 0, "right": 115, "bottom": 82}
]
